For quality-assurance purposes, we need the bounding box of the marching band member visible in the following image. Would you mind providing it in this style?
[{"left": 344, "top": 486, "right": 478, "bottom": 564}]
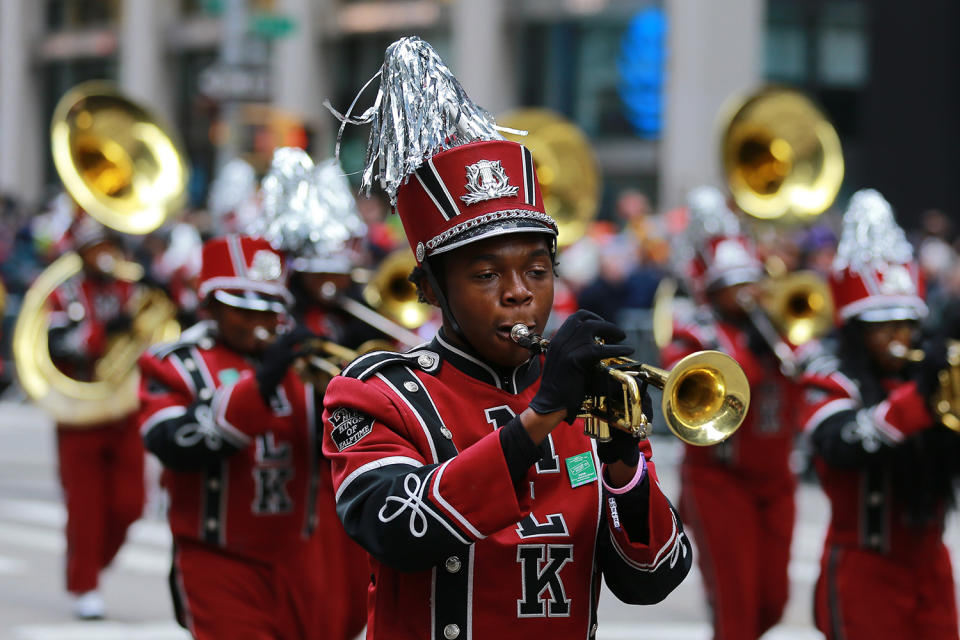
[
  {"left": 137, "top": 234, "right": 363, "bottom": 640},
  {"left": 320, "top": 37, "right": 692, "bottom": 640},
  {"left": 799, "top": 189, "right": 960, "bottom": 639},
  {"left": 660, "top": 187, "right": 799, "bottom": 640},
  {"left": 47, "top": 214, "right": 146, "bottom": 620}
]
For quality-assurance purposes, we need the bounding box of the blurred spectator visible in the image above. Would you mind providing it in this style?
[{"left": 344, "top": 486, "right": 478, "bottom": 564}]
[
  {"left": 798, "top": 223, "right": 838, "bottom": 278},
  {"left": 357, "top": 193, "right": 400, "bottom": 265}
]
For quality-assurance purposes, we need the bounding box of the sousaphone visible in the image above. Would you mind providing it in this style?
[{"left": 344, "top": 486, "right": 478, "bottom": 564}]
[{"left": 14, "top": 82, "right": 187, "bottom": 426}]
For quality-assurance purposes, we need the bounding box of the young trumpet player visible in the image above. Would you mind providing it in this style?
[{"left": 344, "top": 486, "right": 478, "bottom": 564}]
[
  {"left": 660, "top": 186, "right": 801, "bottom": 640},
  {"left": 137, "top": 233, "right": 365, "bottom": 640},
  {"left": 799, "top": 189, "right": 960, "bottom": 640},
  {"left": 318, "top": 37, "right": 691, "bottom": 640}
]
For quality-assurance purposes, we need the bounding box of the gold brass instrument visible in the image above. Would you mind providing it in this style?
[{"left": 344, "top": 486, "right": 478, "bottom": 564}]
[
  {"left": 720, "top": 86, "right": 844, "bottom": 222},
  {"left": 360, "top": 249, "right": 430, "bottom": 343},
  {"left": 759, "top": 270, "right": 834, "bottom": 346},
  {"left": 13, "top": 253, "right": 180, "bottom": 425},
  {"left": 888, "top": 341, "right": 960, "bottom": 432},
  {"left": 51, "top": 81, "right": 189, "bottom": 235},
  {"left": 510, "top": 324, "right": 749, "bottom": 446},
  {"left": 13, "top": 82, "right": 187, "bottom": 426},
  {"left": 498, "top": 108, "right": 600, "bottom": 248}
]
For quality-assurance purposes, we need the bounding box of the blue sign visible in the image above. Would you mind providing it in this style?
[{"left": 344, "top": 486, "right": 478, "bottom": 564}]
[{"left": 617, "top": 7, "right": 668, "bottom": 139}]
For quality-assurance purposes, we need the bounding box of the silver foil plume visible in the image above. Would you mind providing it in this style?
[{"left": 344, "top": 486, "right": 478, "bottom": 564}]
[
  {"left": 833, "top": 188, "right": 913, "bottom": 272},
  {"left": 325, "top": 36, "right": 505, "bottom": 204},
  {"left": 208, "top": 158, "right": 257, "bottom": 220},
  {"left": 253, "top": 147, "right": 366, "bottom": 267},
  {"left": 672, "top": 185, "right": 745, "bottom": 274}
]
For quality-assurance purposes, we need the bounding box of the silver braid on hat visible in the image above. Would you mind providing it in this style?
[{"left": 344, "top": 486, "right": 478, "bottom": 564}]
[
  {"left": 833, "top": 188, "right": 913, "bottom": 273},
  {"left": 250, "top": 147, "right": 366, "bottom": 262},
  {"left": 324, "top": 36, "right": 516, "bottom": 205}
]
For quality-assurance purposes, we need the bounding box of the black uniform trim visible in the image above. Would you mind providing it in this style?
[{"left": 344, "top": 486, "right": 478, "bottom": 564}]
[
  {"left": 860, "top": 466, "right": 889, "bottom": 552},
  {"left": 374, "top": 365, "right": 458, "bottom": 463},
  {"left": 341, "top": 348, "right": 441, "bottom": 381},
  {"left": 432, "top": 332, "right": 540, "bottom": 394},
  {"left": 303, "top": 384, "right": 320, "bottom": 537},
  {"left": 824, "top": 545, "right": 847, "bottom": 640},
  {"left": 432, "top": 546, "right": 473, "bottom": 640}
]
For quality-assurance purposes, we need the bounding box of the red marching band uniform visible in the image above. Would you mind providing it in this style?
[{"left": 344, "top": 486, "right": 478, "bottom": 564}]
[
  {"left": 137, "top": 235, "right": 366, "bottom": 640},
  {"left": 320, "top": 37, "right": 692, "bottom": 640},
  {"left": 798, "top": 189, "right": 960, "bottom": 640},
  {"left": 660, "top": 187, "right": 800, "bottom": 640},
  {"left": 47, "top": 216, "right": 145, "bottom": 618}
]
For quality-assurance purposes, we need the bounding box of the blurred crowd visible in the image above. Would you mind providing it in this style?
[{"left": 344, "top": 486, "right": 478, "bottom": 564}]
[{"left": 0, "top": 186, "right": 958, "bottom": 386}]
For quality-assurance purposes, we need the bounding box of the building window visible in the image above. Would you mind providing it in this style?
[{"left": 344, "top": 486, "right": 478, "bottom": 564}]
[{"left": 45, "top": 0, "right": 119, "bottom": 30}]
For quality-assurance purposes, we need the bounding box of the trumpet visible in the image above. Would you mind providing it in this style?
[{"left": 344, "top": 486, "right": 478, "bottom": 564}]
[
  {"left": 510, "top": 324, "right": 749, "bottom": 446},
  {"left": 888, "top": 341, "right": 960, "bottom": 432}
]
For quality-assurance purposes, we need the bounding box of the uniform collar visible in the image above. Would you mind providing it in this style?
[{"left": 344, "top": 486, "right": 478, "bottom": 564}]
[{"left": 431, "top": 329, "right": 540, "bottom": 394}]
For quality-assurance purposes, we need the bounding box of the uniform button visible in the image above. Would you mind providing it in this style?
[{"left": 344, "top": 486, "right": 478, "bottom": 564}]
[
  {"left": 403, "top": 381, "right": 419, "bottom": 393},
  {"left": 440, "top": 427, "right": 453, "bottom": 440},
  {"left": 199, "top": 338, "right": 214, "bottom": 350},
  {"left": 868, "top": 534, "right": 882, "bottom": 547},
  {"left": 868, "top": 492, "right": 883, "bottom": 506},
  {"left": 199, "top": 388, "right": 213, "bottom": 401},
  {"left": 207, "top": 478, "right": 220, "bottom": 491},
  {"left": 205, "top": 518, "right": 217, "bottom": 531},
  {"left": 67, "top": 302, "right": 86, "bottom": 322},
  {"left": 443, "top": 624, "right": 460, "bottom": 639},
  {"left": 184, "top": 359, "right": 197, "bottom": 371},
  {"left": 445, "top": 556, "right": 461, "bottom": 573},
  {"left": 417, "top": 354, "right": 435, "bottom": 368}
]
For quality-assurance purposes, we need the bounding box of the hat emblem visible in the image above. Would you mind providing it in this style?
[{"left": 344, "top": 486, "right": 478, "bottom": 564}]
[
  {"left": 461, "top": 160, "right": 518, "bottom": 205},
  {"left": 878, "top": 263, "right": 915, "bottom": 296},
  {"left": 249, "top": 250, "right": 282, "bottom": 281}
]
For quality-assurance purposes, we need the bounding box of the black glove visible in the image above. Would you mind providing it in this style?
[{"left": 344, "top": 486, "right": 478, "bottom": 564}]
[
  {"left": 909, "top": 336, "right": 950, "bottom": 400},
  {"left": 105, "top": 312, "right": 133, "bottom": 335},
  {"left": 255, "top": 325, "right": 320, "bottom": 405},
  {"left": 530, "top": 310, "right": 635, "bottom": 424}
]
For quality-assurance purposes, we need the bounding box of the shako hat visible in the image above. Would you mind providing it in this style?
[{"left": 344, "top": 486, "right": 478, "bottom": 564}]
[
  {"left": 682, "top": 186, "right": 763, "bottom": 296},
  {"left": 327, "top": 36, "right": 557, "bottom": 264},
  {"left": 198, "top": 235, "right": 292, "bottom": 313},
  {"left": 830, "top": 189, "right": 926, "bottom": 324}
]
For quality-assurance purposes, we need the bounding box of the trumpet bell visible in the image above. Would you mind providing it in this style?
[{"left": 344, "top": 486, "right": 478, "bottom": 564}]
[
  {"left": 645, "top": 350, "right": 750, "bottom": 446},
  {"left": 720, "top": 87, "right": 843, "bottom": 222},
  {"left": 51, "top": 81, "right": 189, "bottom": 235}
]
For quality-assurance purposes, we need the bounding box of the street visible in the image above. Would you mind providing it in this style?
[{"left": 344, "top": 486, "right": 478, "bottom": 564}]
[{"left": 0, "top": 398, "right": 956, "bottom": 639}]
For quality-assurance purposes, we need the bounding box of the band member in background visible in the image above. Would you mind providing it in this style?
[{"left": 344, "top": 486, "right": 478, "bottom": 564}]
[
  {"left": 799, "top": 189, "right": 960, "bottom": 640},
  {"left": 47, "top": 214, "right": 145, "bottom": 620},
  {"left": 320, "top": 37, "right": 691, "bottom": 640},
  {"left": 137, "top": 235, "right": 364, "bottom": 640},
  {"left": 660, "top": 186, "right": 799, "bottom": 640}
]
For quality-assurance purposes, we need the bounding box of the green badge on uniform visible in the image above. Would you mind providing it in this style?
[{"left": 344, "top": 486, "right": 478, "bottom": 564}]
[
  {"left": 218, "top": 368, "right": 240, "bottom": 386},
  {"left": 565, "top": 452, "right": 598, "bottom": 488}
]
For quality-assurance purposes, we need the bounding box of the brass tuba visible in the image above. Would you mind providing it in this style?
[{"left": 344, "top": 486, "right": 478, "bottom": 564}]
[
  {"left": 13, "top": 82, "right": 187, "bottom": 426},
  {"left": 511, "top": 325, "right": 749, "bottom": 446},
  {"left": 720, "top": 86, "right": 844, "bottom": 223},
  {"left": 497, "top": 108, "right": 600, "bottom": 248},
  {"left": 889, "top": 341, "right": 960, "bottom": 433}
]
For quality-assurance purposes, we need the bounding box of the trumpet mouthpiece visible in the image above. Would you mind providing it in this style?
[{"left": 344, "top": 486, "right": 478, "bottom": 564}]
[{"left": 510, "top": 323, "right": 547, "bottom": 351}]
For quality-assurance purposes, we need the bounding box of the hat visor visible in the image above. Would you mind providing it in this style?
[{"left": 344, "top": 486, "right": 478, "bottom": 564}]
[
  {"left": 855, "top": 306, "right": 926, "bottom": 323},
  {"left": 429, "top": 217, "right": 558, "bottom": 258},
  {"left": 212, "top": 289, "right": 287, "bottom": 314}
]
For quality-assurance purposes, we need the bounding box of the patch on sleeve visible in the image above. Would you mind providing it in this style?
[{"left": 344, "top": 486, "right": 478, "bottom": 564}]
[{"left": 328, "top": 408, "right": 375, "bottom": 451}]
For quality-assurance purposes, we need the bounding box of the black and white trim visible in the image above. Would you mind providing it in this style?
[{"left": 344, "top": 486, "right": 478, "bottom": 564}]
[
  {"left": 521, "top": 146, "right": 536, "bottom": 207},
  {"left": 416, "top": 160, "right": 461, "bottom": 221}
]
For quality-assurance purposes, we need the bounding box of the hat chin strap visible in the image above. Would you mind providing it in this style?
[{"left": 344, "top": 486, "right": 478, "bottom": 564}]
[{"left": 422, "top": 258, "right": 474, "bottom": 350}]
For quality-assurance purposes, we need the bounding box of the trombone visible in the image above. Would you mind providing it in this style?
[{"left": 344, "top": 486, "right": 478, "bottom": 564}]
[{"left": 510, "top": 324, "right": 749, "bottom": 446}]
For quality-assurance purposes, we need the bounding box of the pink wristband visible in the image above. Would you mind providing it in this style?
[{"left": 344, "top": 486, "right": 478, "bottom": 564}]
[{"left": 602, "top": 454, "right": 647, "bottom": 494}]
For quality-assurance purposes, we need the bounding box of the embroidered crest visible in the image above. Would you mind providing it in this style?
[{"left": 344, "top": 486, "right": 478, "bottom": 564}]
[
  {"left": 461, "top": 160, "right": 519, "bottom": 205},
  {"left": 329, "top": 407, "right": 375, "bottom": 451},
  {"left": 249, "top": 250, "right": 282, "bottom": 281}
]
